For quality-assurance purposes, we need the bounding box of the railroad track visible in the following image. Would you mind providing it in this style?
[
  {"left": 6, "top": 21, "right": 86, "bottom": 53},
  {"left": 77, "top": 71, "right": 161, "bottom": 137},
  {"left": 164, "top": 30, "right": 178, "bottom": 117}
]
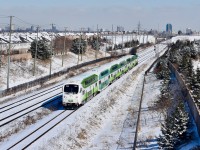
[
  {"left": 0, "top": 46, "right": 156, "bottom": 125},
  {"left": 2, "top": 108, "right": 78, "bottom": 150},
  {"left": 0, "top": 44, "right": 167, "bottom": 149},
  {"left": 0, "top": 83, "right": 63, "bottom": 113},
  {"left": 0, "top": 92, "right": 62, "bottom": 127},
  {"left": 4, "top": 55, "right": 155, "bottom": 150}
]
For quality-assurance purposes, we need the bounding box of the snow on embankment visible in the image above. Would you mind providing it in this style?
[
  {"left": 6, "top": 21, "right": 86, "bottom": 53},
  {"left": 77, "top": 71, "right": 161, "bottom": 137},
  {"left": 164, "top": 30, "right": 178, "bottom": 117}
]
[
  {"left": 171, "top": 35, "right": 200, "bottom": 43},
  {"left": 105, "top": 35, "right": 155, "bottom": 44}
]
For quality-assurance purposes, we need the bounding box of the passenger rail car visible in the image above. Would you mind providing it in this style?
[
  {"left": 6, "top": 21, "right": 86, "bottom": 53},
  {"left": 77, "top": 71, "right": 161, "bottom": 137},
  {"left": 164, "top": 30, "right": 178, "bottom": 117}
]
[{"left": 62, "top": 55, "right": 138, "bottom": 106}]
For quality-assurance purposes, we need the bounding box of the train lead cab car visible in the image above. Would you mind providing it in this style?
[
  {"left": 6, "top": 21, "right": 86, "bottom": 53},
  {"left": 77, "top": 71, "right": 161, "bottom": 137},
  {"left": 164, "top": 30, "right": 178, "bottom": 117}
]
[
  {"left": 62, "top": 55, "right": 138, "bottom": 107},
  {"left": 63, "top": 84, "right": 82, "bottom": 106}
]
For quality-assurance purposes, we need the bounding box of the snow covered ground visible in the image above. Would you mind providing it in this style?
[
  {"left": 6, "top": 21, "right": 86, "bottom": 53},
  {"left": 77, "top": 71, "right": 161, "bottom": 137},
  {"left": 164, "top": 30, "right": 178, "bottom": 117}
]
[
  {"left": 0, "top": 40, "right": 167, "bottom": 149},
  {"left": 0, "top": 34, "right": 156, "bottom": 91},
  {"left": 0, "top": 50, "right": 109, "bottom": 91},
  {"left": 105, "top": 34, "right": 155, "bottom": 45},
  {"left": 24, "top": 56, "right": 155, "bottom": 150},
  {"left": 171, "top": 35, "right": 200, "bottom": 43},
  {"left": 193, "top": 59, "right": 200, "bottom": 71},
  {"left": 1, "top": 35, "right": 200, "bottom": 150},
  {"left": 136, "top": 73, "right": 162, "bottom": 149}
]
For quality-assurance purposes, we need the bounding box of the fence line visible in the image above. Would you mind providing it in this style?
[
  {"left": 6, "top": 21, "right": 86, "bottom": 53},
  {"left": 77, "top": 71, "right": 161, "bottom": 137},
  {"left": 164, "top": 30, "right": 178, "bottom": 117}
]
[
  {"left": 0, "top": 54, "right": 125, "bottom": 98},
  {"left": 169, "top": 62, "right": 200, "bottom": 136}
]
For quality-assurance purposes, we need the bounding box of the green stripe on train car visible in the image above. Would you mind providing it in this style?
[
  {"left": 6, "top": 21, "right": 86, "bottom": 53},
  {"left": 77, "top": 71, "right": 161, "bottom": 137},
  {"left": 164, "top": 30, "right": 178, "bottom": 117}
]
[
  {"left": 83, "top": 93, "right": 87, "bottom": 101},
  {"left": 94, "top": 86, "right": 98, "bottom": 94},
  {"left": 124, "top": 67, "right": 129, "bottom": 73},
  {"left": 109, "top": 76, "right": 115, "bottom": 83},
  {"left": 116, "top": 71, "right": 122, "bottom": 78}
]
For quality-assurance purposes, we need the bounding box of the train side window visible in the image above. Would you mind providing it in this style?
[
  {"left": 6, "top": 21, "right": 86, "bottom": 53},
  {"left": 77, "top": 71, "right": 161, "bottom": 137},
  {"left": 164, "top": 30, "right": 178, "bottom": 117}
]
[
  {"left": 95, "top": 83, "right": 97, "bottom": 86},
  {"left": 82, "top": 90, "right": 85, "bottom": 95},
  {"left": 108, "top": 75, "right": 110, "bottom": 79},
  {"left": 80, "top": 88, "right": 82, "bottom": 93},
  {"left": 99, "top": 80, "right": 101, "bottom": 84}
]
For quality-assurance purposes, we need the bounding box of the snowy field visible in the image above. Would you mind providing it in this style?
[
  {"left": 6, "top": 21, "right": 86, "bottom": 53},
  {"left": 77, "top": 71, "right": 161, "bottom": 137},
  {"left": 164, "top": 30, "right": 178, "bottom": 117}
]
[
  {"left": 105, "top": 34, "right": 155, "bottom": 45},
  {"left": 0, "top": 34, "right": 155, "bottom": 91},
  {"left": 171, "top": 35, "right": 200, "bottom": 43},
  {"left": 0, "top": 50, "right": 109, "bottom": 91},
  {"left": 135, "top": 72, "right": 200, "bottom": 149},
  {"left": 1, "top": 35, "right": 200, "bottom": 150},
  {"left": 0, "top": 41, "right": 167, "bottom": 149},
  {"left": 137, "top": 73, "right": 162, "bottom": 149}
]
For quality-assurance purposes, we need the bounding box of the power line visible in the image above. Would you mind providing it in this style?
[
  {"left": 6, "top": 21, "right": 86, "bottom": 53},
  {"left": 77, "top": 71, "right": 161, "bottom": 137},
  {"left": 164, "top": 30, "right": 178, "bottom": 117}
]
[
  {"left": 14, "top": 16, "right": 37, "bottom": 27},
  {"left": 0, "top": 15, "right": 9, "bottom": 18}
]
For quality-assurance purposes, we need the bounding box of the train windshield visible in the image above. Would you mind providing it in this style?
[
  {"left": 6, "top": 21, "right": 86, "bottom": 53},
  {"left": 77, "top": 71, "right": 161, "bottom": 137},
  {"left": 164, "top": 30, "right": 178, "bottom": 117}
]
[{"left": 64, "top": 84, "right": 79, "bottom": 94}]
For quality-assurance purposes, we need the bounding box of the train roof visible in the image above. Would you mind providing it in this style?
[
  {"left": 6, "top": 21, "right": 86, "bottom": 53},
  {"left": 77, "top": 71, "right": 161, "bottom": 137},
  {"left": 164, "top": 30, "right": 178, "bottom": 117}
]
[
  {"left": 65, "top": 55, "right": 135, "bottom": 85},
  {"left": 98, "top": 55, "right": 133, "bottom": 70},
  {"left": 66, "top": 68, "right": 98, "bottom": 84}
]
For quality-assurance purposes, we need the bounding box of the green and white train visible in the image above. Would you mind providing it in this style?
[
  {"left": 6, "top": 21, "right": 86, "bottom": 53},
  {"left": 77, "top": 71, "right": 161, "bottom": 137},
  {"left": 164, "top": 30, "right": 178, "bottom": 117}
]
[{"left": 62, "top": 55, "right": 138, "bottom": 106}]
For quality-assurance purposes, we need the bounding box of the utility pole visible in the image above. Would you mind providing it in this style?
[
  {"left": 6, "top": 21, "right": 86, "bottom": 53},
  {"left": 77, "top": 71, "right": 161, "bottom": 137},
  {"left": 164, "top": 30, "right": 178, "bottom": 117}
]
[
  {"left": 137, "top": 21, "right": 141, "bottom": 35},
  {"left": 127, "top": 34, "right": 129, "bottom": 47},
  {"left": 112, "top": 24, "right": 113, "bottom": 54},
  {"left": 77, "top": 29, "right": 81, "bottom": 65},
  {"left": 105, "top": 34, "right": 107, "bottom": 57},
  {"left": 114, "top": 29, "right": 117, "bottom": 54},
  {"left": 0, "top": 39, "right": 2, "bottom": 68},
  {"left": 115, "top": 31, "right": 117, "bottom": 51},
  {"left": 80, "top": 28, "right": 83, "bottom": 61},
  {"left": 33, "top": 26, "right": 39, "bottom": 76},
  {"left": 62, "top": 27, "right": 67, "bottom": 67},
  {"left": 7, "top": 16, "right": 13, "bottom": 89},
  {"left": 131, "top": 31, "right": 133, "bottom": 47},
  {"left": 115, "top": 30, "right": 116, "bottom": 47},
  {"left": 122, "top": 33, "right": 124, "bottom": 54},
  {"left": 95, "top": 24, "right": 98, "bottom": 60},
  {"left": 50, "top": 23, "right": 55, "bottom": 75},
  {"left": 143, "top": 33, "right": 145, "bottom": 44}
]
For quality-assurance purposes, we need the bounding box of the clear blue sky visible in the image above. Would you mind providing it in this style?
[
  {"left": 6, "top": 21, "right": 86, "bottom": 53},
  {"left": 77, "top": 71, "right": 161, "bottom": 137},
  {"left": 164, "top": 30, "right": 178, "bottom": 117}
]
[{"left": 0, "top": 0, "right": 200, "bottom": 32}]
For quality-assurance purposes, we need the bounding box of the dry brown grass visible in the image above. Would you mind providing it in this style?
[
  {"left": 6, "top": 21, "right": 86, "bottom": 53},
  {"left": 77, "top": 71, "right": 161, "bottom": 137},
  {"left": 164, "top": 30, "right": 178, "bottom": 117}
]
[
  {"left": 77, "top": 129, "right": 87, "bottom": 140},
  {"left": 3, "top": 53, "right": 32, "bottom": 63}
]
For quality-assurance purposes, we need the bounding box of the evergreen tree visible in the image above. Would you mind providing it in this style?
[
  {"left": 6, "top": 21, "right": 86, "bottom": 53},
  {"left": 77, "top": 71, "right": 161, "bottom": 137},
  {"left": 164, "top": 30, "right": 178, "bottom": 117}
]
[
  {"left": 192, "top": 67, "right": 200, "bottom": 105},
  {"left": 190, "top": 46, "right": 197, "bottom": 59},
  {"left": 70, "top": 38, "right": 87, "bottom": 54},
  {"left": 189, "top": 70, "right": 197, "bottom": 90},
  {"left": 156, "top": 58, "right": 170, "bottom": 81},
  {"left": 172, "top": 102, "right": 189, "bottom": 146},
  {"left": 187, "top": 58, "right": 193, "bottom": 78},
  {"left": 158, "top": 116, "right": 175, "bottom": 149},
  {"left": 29, "top": 40, "right": 52, "bottom": 60},
  {"left": 158, "top": 102, "right": 189, "bottom": 149},
  {"left": 196, "top": 67, "right": 200, "bottom": 83}
]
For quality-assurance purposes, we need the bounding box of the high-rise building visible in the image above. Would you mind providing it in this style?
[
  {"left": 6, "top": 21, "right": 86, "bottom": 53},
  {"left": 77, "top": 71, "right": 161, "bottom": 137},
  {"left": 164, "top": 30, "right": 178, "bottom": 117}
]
[
  {"left": 186, "top": 28, "right": 192, "bottom": 35},
  {"left": 117, "top": 26, "right": 124, "bottom": 32},
  {"left": 31, "top": 25, "right": 35, "bottom": 32},
  {"left": 166, "top": 24, "right": 172, "bottom": 34},
  {"left": 52, "top": 25, "right": 57, "bottom": 32},
  {"left": 87, "top": 27, "right": 92, "bottom": 33}
]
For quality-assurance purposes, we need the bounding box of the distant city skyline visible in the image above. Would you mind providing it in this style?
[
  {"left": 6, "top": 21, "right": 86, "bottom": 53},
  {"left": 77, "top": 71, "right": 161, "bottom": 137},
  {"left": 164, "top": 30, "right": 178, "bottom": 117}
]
[{"left": 0, "top": 0, "right": 200, "bottom": 32}]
